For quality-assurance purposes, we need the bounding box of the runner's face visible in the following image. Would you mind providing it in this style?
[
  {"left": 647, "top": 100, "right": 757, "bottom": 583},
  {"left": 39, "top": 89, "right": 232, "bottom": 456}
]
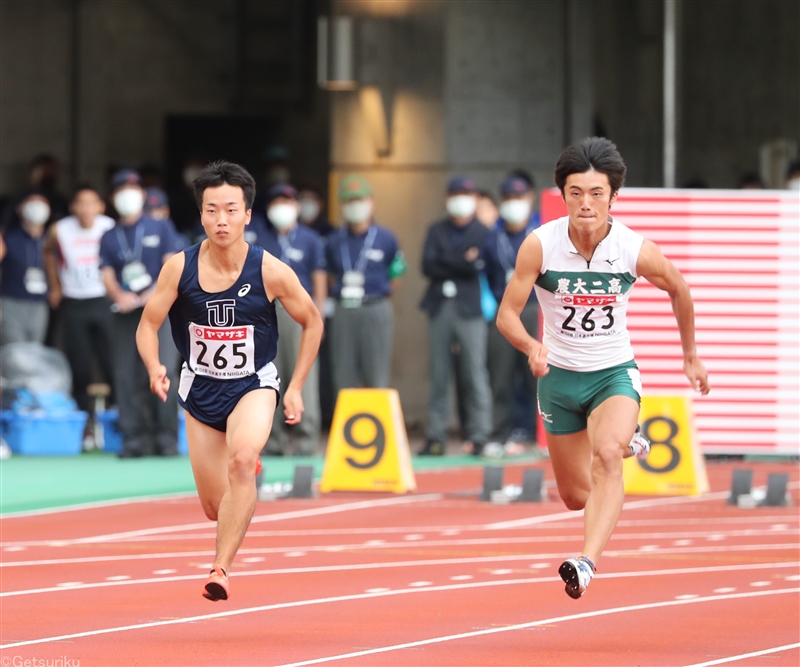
[
  {"left": 201, "top": 184, "right": 251, "bottom": 246},
  {"left": 563, "top": 170, "right": 617, "bottom": 233},
  {"left": 71, "top": 189, "right": 104, "bottom": 227}
]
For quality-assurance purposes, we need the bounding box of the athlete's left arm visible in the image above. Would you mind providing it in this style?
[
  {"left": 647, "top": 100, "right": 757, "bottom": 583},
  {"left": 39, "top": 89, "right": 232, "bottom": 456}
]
[
  {"left": 637, "top": 239, "right": 710, "bottom": 395},
  {"left": 262, "top": 253, "right": 324, "bottom": 425},
  {"left": 137, "top": 253, "right": 184, "bottom": 402}
]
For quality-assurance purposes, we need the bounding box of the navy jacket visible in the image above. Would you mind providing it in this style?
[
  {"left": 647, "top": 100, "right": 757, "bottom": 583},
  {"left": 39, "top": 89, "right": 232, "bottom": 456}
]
[{"left": 419, "top": 217, "right": 490, "bottom": 317}]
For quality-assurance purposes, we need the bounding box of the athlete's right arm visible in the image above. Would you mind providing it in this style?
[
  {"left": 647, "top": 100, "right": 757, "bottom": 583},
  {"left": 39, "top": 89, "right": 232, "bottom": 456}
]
[
  {"left": 136, "top": 252, "right": 185, "bottom": 402},
  {"left": 496, "top": 233, "right": 549, "bottom": 377}
]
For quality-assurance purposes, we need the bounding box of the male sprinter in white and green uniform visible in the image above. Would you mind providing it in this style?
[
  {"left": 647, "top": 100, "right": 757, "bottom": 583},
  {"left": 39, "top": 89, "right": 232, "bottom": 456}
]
[{"left": 497, "top": 137, "right": 710, "bottom": 599}]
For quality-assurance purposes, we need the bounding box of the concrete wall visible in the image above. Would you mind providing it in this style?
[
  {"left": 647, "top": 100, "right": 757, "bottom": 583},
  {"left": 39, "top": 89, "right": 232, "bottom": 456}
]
[
  {"left": 329, "top": 0, "right": 591, "bottom": 425},
  {"left": 1, "top": 0, "right": 329, "bottom": 198},
  {"left": 1, "top": 0, "right": 74, "bottom": 191}
]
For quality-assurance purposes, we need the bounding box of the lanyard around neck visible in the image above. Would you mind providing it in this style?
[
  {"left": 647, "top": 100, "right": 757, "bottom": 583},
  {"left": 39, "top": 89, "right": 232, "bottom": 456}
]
[
  {"left": 340, "top": 225, "right": 377, "bottom": 274},
  {"left": 116, "top": 222, "right": 144, "bottom": 263}
]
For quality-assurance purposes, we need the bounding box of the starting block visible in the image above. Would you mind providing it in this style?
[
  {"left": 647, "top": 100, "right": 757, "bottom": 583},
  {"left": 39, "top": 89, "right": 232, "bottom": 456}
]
[
  {"left": 727, "top": 469, "right": 753, "bottom": 505},
  {"left": 727, "top": 469, "right": 791, "bottom": 508},
  {"left": 480, "top": 467, "right": 546, "bottom": 503},
  {"left": 480, "top": 466, "right": 504, "bottom": 501},
  {"left": 764, "top": 473, "right": 789, "bottom": 507},
  {"left": 517, "top": 468, "right": 545, "bottom": 503},
  {"left": 289, "top": 465, "right": 315, "bottom": 498}
]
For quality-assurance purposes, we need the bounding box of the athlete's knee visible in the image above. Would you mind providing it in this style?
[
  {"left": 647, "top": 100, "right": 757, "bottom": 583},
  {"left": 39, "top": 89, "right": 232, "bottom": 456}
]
[
  {"left": 200, "top": 499, "right": 219, "bottom": 521},
  {"left": 595, "top": 441, "right": 624, "bottom": 474},
  {"left": 228, "top": 447, "right": 258, "bottom": 482},
  {"left": 560, "top": 488, "right": 589, "bottom": 511}
]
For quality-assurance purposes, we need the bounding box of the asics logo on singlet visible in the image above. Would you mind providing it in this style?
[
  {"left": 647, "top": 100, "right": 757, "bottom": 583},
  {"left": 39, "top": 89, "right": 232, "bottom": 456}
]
[
  {"left": 238, "top": 284, "right": 251, "bottom": 297},
  {"left": 206, "top": 299, "right": 236, "bottom": 326}
]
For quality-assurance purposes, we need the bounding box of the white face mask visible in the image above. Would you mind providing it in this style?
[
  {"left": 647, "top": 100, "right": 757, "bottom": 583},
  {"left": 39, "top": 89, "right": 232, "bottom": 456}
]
[
  {"left": 499, "top": 198, "right": 531, "bottom": 225},
  {"left": 21, "top": 200, "right": 50, "bottom": 226},
  {"left": 342, "top": 200, "right": 372, "bottom": 225},
  {"left": 267, "top": 203, "right": 298, "bottom": 230},
  {"left": 114, "top": 189, "right": 145, "bottom": 218},
  {"left": 446, "top": 194, "right": 477, "bottom": 219},
  {"left": 298, "top": 197, "right": 321, "bottom": 223},
  {"left": 788, "top": 178, "right": 800, "bottom": 191}
]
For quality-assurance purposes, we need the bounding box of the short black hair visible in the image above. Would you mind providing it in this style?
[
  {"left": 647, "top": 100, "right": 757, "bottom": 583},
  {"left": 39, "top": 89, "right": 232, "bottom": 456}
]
[
  {"left": 554, "top": 137, "right": 627, "bottom": 194},
  {"left": 193, "top": 160, "right": 256, "bottom": 211},
  {"left": 71, "top": 183, "right": 101, "bottom": 201}
]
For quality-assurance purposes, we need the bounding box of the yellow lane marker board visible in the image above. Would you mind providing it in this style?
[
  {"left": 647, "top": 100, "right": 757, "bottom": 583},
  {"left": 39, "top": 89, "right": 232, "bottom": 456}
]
[
  {"left": 623, "top": 395, "right": 709, "bottom": 496},
  {"left": 320, "top": 389, "right": 416, "bottom": 494}
]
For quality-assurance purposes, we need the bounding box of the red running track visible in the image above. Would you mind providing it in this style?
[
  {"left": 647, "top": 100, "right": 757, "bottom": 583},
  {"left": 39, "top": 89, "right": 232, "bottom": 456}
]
[{"left": 1, "top": 461, "right": 799, "bottom": 667}]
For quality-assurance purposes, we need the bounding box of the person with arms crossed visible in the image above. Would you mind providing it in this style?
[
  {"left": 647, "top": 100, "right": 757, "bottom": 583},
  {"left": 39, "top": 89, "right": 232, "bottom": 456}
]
[
  {"left": 497, "top": 137, "right": 710, "bottom": 599},
  {"left": 136, "top": 161, "right": 323, "bottom": 601}
]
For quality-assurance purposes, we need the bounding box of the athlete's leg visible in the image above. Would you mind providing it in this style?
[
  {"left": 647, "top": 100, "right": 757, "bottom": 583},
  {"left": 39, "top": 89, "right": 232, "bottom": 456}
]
[
  {"left": 582, "top": 395, "right": 639, "bottom": 564},
  {"left": 184, "top": 412, "right": 229, "bottom": 520},
  {"left": 546, "top": 430, "right": 593, "bottom": 510},
  {"left": 213, "top": 388, "right": 277, "bottom": 573}
]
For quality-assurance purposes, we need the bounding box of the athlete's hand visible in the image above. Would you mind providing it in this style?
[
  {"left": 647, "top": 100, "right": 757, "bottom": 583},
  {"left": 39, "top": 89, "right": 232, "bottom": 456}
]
[
  {"left": 684, "top": 356, "right": 710, "bottom": 395},
  {"left": 148, "top": 364, "right": 170, "bottom": 402},
  {"left": 528, "top": 344, "right": 550, "bottom": 377},
  {"left": 283, "top": 387, "right": 304, "bottom": 425}
]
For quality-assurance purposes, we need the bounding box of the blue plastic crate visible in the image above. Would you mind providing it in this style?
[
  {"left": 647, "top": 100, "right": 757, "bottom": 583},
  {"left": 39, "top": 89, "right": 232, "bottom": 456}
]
[
  {"left": 96, "top": 408, "right": 123, "bottom": 454},
  {"left": 1, "top": 411, "right": 87, "bottom": 456},
  {"left": 96, "top": 409, "right": 188, "bottom": 455}
]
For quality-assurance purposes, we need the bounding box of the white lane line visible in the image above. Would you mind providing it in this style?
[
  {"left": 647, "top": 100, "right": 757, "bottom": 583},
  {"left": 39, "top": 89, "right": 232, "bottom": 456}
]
[
  {"left": 675, "top": 594, "right": 699, "bottom": 600},
  {"left": 0, "top": 492, "right": 196, "bottom": 519},
  {"left": 32, "top": 514, "right": 793, "bottom": 542},
  {"left": 490, "top": 569, "right": 514, "bottom": 575},
  {"left": 2, "top": 559, "right": 796, "bottom": 601},
  {"left": 365, "top": 588, "right": 390, "bottom": 594},
  {"left": 486, "top": 490, "right": 733, "bottom": 530},
  {"left": 1, "top": 495, "right": 444, "bottom": 548},
  {"left": 408, "top": 581, "right": 432, "bottom": 587},
  {"left": 450, "top": 575, "right": 472, "bottom": 581},
  {"left": 271, "top": 588, "right": 800, "bottom": 667},
  {"left": 5, "top": 532, "right": 798, "bottom": 569},
  {"left": 749, "top": 581, "right": 771, "bottom": 587},
  {"left": 105, "top": 576, "right": 130, "bottom": 582},
  {"left": 1, "top": 577, "right": 796, "bottom": 652},
  {"left": 152, "top": 569, "right": 176, "bottom": 575},
  {"left": 683, "top": 642, "right": 800, "bottom": 667},
  {"left": 713, "top": 587, "right": 735, "bottom": 593}
]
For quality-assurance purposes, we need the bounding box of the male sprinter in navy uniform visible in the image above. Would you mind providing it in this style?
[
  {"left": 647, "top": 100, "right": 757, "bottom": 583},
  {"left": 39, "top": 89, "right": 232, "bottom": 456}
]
[
  {"left": 498, "top": 138, "right": 709, "bottom": 599},
  {"left": 136, "top": 161, "right": 323, "bottom": 601}
]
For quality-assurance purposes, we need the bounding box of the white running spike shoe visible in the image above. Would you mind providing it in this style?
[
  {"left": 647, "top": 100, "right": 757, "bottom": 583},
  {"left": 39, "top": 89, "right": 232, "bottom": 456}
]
[
  {"left": 628, "top": 425, "right": 651, "bottom": 460},
  {"left": 559, "top": 556, "right": 595, "bottom": 599}
]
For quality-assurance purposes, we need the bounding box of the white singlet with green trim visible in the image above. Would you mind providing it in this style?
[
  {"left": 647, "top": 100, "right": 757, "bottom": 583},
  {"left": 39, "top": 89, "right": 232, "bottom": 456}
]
[{"left": 533, "top": 216, "right": 645, "bottom": 372}]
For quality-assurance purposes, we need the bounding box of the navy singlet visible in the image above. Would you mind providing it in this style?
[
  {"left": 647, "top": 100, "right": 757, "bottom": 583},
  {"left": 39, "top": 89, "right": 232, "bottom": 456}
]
[{"left": 169, "top": 242, "right": 280, "bottom": 432}]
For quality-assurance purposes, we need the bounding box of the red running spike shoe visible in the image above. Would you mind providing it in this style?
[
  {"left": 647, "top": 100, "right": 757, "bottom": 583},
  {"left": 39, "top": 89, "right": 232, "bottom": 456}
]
[{"left": 202, "top": 564, "right": 229, "bottom": 601}]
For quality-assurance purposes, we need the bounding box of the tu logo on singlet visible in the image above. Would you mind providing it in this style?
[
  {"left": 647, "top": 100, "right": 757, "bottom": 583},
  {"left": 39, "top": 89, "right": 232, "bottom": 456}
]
[{"left": 206, "top": 299, "right": 236, "bottom": 326}]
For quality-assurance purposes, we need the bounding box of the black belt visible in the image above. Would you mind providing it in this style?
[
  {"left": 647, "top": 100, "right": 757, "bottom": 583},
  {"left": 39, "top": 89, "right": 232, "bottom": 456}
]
[{"left": 338, "top": 295, "right": 386, "bottom": 305}]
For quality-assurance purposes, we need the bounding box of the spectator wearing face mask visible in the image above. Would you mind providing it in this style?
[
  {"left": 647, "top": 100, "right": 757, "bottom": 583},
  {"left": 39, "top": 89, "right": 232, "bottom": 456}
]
[
  {"left": 0, "top": 191, "right": 51, "bottom": 344},
  {"left": 482, "top": 175, "right": 541, "bottom": 457},
  {"left": 99, "top": 169, "right": 186, "bottom": 458},
  {"left": 43, "top": 185, "right": 116, "bottom": 417},
  {"left": 326, "top": 175, "right": 407, "bottom": 395},
  {"left": 259, "top": 184, "right": 327, "bottom": 456},
  {"left": 297, "top": 186, "right": 334, "bottom": 237},
  {"left": 143, "top": 188, "right": 172, "bottom": 221},
  {"left": 419, "top": 176, "right": 492, "bottom": 457}
]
